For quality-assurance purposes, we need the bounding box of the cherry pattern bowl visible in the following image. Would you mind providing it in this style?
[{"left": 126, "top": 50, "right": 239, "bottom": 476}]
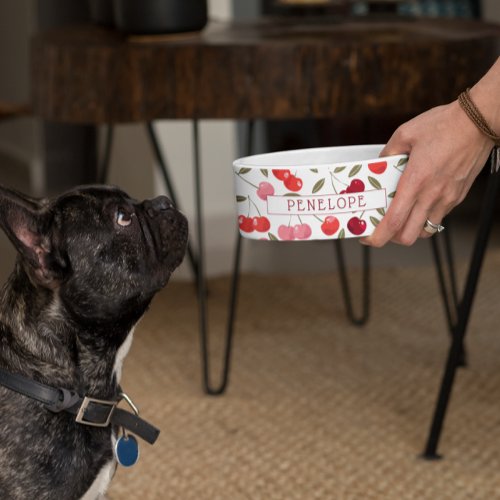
[{"left": 233, "top": 145, "right": 408, "bottom": 240}]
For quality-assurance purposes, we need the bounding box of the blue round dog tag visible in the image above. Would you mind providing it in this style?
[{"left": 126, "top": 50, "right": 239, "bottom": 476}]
[{"left": 114, "top": 434, "right": 139, "bottom": 467}]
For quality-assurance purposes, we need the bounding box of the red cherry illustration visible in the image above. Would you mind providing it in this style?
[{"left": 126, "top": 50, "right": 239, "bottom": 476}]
[
  {"left": 284, "top": 175, "right": 303, "bottom": 192},
  {"left": 257, "top": 181, "right": 275, "bottom": 201},
  {"left": 293, "top": 223, "right": 312, "bottom": 240},
  {"left": 238, "top": 215, "right": 254, "bottom": 233},
  {"left": 339, "top": 189, "right": 346, "bottom": 194},
  {"left": 272, "top": 169, "right": 291, "bottom": 181},
  {"left": 348, "top": 179, "right": 365, "bottom": 193},
  {"left": 368, "top": 161, "right": 387, "bottom": 175},
  {"left": 321, "top": 216, "right": 340, "bottom": 236},
  {"left": 278, "top": 225, "right": 295, "bottom": 240},
  {"left": 347, "top": 217, "right": 367, "bottom": 235},
  {"left": 253, "top": 216, "right": 271, "bottom": 232}
]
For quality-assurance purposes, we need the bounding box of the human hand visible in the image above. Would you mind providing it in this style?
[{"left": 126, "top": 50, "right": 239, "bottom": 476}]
[{"left": 362, "top": 100, "right": 493, "bottom": 247}]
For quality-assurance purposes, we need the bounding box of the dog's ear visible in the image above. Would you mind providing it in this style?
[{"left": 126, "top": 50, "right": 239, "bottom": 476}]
[{"left": 0, "top": 186, "right": 65, "bottom": 287}]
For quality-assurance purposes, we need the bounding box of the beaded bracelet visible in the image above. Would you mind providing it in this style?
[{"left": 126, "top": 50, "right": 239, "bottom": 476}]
[{"left": 458, "top": 88, "right": 500, "bottom": 173}]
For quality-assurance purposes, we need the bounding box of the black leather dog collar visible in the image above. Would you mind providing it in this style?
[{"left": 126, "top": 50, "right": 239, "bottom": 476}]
[{"left": 0, "top": 367, "right": 159, "bottom": 445}]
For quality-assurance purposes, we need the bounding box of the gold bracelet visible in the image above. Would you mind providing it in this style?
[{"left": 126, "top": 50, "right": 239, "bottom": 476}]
[{"left": 458, "top": 88, "right": 500, "bottom": 173}]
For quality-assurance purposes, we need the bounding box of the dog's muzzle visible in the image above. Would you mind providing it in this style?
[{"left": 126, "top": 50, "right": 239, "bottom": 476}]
[{"left": 142, "top": 195, "right": 188, "bottom": 264}]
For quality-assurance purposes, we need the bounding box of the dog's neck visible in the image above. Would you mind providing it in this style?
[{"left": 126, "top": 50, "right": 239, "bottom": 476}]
[{"left": 0, "top": 262, "right": 137, "bottom": 400}]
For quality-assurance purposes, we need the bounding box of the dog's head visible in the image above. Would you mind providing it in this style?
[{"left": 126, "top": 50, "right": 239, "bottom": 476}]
[{"left": 0, "top": 185, "right": 188, "bottom": 323}]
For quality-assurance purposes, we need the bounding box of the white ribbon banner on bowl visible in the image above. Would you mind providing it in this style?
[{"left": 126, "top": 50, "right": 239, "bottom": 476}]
[{"left": 267, "top": 189, "right": 387, "bottom": 215}]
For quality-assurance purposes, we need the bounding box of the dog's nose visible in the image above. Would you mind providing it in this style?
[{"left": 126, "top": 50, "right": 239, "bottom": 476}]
[
  {"left": 152, "top": 196, "right": 173, "bottom": 211},
  {"left": 144, "top": 196, "right": 174, "bottom": 218}
]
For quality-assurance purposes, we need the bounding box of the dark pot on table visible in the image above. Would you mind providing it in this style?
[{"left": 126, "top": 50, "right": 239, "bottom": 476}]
[
  {"left": 89, "top": 0, "right": 114, "bottom": 26},
  {"left": 113, "top": 0, "right": 208, "bottom": 34}
]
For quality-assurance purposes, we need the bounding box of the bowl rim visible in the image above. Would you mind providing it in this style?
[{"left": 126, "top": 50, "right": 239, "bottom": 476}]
[{"left": 233, "top": 144, "right": 408, "bottom": 170}]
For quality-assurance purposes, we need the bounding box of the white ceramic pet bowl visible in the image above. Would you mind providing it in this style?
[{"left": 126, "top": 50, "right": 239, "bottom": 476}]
[{"left": 233, "top": 145, "right": 408, "bottom": 241}]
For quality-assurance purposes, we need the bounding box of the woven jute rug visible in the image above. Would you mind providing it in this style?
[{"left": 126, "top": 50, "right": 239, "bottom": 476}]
[{"left": 108, "top": 248, "right": 500, "bottom": 500}]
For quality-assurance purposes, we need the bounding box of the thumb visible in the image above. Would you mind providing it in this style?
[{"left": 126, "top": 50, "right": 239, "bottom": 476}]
[{"left": 379, "top": 126, "right": 412, "bottom": 158}]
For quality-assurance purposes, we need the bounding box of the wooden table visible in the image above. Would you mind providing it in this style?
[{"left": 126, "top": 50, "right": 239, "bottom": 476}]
[
  {"left": 31, "top": 18, "right": 500, "bottom": 459},
  {"left": 32, "top": 18, "right": 500, "bottom": 122}
]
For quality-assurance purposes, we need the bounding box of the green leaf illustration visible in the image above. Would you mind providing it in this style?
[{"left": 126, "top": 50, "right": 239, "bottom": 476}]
[
  {"left": 338, "top": 229, "right": 345, "bottom": 239},
  {"left": 368, "top": 176, "right": 382, "bottom": 190},
  {"left": 312, "top": 178, "right": 325, "bottom": 194},
  {"left": 348, "top": 164, "right": 362, "bottom": 177},
  {"left": 334, "top": 166, "right": 346, "bottom": 173},
  {"left": 396, "top": 157, "right": 408, "bottom": 167},
  {"left": 376, "top": 208, "right": 386, "bottom": 217},
  {"left": 370, "top": 216, "right": 380, "bottom": 227},
  {"left": 310, "top": 168, "right": 318, "bottom": 173},
  {"left": 284, "top": 193, "right": 300, "bottom": 197},
  {"left": 260, "top": 169, "right": 268, "bottom": 177},
  {"left": 236, "top": 195, "right": 247, "bottom": 203},
  {"left": 388, "top": 191, "right": 396, "bottom": 198},
  {"left": 238, "top": 167, "right": 251, "bottom": 175},
  {"left": 268, "top": 232, "right": 278, "bottom": 241}
]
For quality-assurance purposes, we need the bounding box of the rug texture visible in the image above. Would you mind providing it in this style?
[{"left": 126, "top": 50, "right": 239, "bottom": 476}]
[{"left": 108, "top": 249, "right": 500, "bottom": 500}]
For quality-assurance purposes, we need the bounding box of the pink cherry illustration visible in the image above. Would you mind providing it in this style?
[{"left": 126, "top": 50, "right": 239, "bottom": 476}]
[
  {"left": 293, "top": 223, "right": 312, "bottom": 240},
  {"left": 278, "top": 225, "right": 295, "bottom": 241},
  {"left": 257, "top": 181, "right": 275, "bottom": 201}
]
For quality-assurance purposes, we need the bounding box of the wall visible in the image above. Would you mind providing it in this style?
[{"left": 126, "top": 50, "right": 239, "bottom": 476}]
[
  {"left": 483, "top": 0, "right": 500, "bottom": 21},
  {"left": 0, "top": 1, "right": 41, "bottom": 190}
]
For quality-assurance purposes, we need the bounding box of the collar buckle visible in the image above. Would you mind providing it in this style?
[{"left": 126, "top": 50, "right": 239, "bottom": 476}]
[{"left": 75, "top": 396, "right": 117, "bottom": 427}]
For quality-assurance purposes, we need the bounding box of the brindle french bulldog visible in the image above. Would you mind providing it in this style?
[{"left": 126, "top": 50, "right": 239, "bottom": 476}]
[{"left": 0, "top": 185, "right": 188, "bottom": 499}]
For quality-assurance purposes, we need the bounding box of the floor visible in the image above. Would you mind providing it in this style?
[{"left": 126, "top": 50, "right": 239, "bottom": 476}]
[{"left": 108, "top": 260, "right": 500, "bottom": 499}]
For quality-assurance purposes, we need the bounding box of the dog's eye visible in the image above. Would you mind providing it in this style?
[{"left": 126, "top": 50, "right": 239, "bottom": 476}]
[{"left": 116, "top": 209, "right": 133, "bottom": 227}]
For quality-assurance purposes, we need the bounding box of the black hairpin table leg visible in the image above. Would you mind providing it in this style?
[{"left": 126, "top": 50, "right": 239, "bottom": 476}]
[
  {"left": 195, "top": 120, "right": 253, "bottom": 395},
  {"left": 432, "top": 220, "right": 459, "bottom": 329},
  {"left": 146, "top": 122, "right": 200, "bottom": 286},
  {"left": 333, "top": 228, "right": 458, "bottom": 330},
  {"left": 334, "top": 241, "right": 371, "bottom": 326},
  {"left": 423, "top": 170, "right": 500, "bottom": 459},
  {"left": 430, "top": 222, "right": 466, "bottom": 366}
]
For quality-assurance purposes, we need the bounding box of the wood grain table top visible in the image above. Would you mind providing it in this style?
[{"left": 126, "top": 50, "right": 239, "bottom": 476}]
[{"left": 31, "top": 18, "right": 500, "bottom": 123}]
